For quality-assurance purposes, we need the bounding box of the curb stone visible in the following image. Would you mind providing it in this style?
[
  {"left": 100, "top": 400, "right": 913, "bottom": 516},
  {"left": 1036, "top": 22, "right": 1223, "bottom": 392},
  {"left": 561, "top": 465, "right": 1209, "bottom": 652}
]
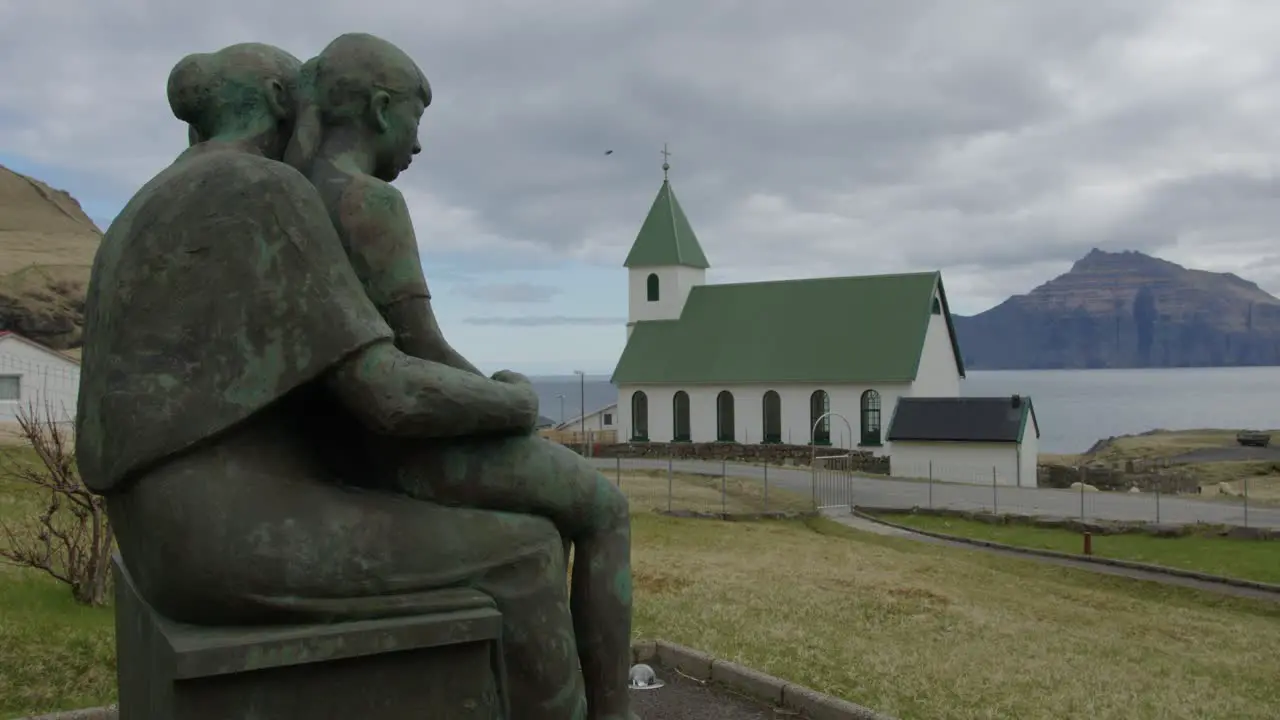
[
  {"left": 640, "top": 639, "right": 894, "bottom": 720},
  {"left": 854, "top": 508, "right": 1280, "bottom": 598},
  {"left": 19, "top": 706, "right": 117, "bottom": 720}
]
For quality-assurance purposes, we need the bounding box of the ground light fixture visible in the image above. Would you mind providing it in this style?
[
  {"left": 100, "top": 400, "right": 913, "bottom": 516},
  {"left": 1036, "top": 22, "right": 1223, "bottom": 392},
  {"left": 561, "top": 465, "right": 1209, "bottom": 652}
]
[{"left": 628, "top": 663, "right": 664, "bottom": 690}]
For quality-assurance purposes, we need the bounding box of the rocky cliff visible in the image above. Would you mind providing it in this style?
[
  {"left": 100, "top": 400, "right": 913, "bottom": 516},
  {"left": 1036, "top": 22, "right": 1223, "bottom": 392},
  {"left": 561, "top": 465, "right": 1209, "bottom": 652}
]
[
  {"left": 953, "top": 249, "right": 1280, "bottom": 369},
  {"left": 0, "top": 165, "right": 101, "bottom": 353}
]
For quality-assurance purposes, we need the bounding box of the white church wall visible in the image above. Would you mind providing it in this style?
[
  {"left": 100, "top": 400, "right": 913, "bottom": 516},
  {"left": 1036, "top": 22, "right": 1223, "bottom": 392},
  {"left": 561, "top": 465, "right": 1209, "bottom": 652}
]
[
  {"left": 1019, "top": 412, "right": 1040, "bottom": 488},
  {"left": 0, "top": 334, "right": 80, "bottom": 425},
  {"left": 911, "top": 307, "right": 963, "bottom": 397},
  {"left": 889, "top": 441, "right": 1032, "bottom": 487},
  {"left": 626, "top": 266, "right": 705, "bottom": 335},
  {"left": 617, "top": 381, "right": 910, "bottom": 453}
]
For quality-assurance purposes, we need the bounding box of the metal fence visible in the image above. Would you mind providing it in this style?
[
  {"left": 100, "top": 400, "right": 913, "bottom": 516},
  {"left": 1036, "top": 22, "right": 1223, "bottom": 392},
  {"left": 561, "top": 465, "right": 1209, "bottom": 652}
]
[
  {"left": 601, "top": 456, "right": 813, "bottom": 516},
  {"left": 591, "top": 456, "right": 1280, "bottom": 529}
]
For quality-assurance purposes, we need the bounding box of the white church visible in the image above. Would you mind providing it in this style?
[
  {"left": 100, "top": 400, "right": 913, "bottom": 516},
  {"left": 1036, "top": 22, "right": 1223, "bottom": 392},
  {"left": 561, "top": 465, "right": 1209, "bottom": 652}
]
[{"left": 609, "top": 161, "right": 1041, "bottom": 487}]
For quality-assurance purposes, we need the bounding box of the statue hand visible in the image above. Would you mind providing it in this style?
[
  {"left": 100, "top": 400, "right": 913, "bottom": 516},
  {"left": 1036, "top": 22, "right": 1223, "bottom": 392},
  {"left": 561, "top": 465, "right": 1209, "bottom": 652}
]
[
  {"left": 503, "top": 380, "right": 539, "bottom": 432},
  {"left": 491, "top": 369, "right": 531, "bottom": 386}
]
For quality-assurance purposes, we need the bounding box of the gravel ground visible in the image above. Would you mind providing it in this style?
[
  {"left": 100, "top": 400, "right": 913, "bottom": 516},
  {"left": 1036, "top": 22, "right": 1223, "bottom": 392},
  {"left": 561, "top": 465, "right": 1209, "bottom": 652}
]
[{"left": 630, "top": 669, "right": 775, "bottom": 719}]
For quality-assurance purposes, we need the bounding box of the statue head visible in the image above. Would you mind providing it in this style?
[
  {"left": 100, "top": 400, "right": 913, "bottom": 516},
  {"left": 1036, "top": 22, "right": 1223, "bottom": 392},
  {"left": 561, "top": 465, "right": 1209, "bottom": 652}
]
[
  {"left": 167, "top": 43, "right": 303, "bottom": 160},
  {"left": 285, "top": 33, "right": 431, "bottom": 181}
]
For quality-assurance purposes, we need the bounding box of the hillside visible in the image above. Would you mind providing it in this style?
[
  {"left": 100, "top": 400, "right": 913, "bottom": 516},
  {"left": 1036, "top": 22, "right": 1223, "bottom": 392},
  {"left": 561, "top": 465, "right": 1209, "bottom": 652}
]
[
  {"left": 953, "top": 249, "right": 1280, "bottom": 369},
  {"left": 0, "top": 165, "right": 101, "bottom": 351}
]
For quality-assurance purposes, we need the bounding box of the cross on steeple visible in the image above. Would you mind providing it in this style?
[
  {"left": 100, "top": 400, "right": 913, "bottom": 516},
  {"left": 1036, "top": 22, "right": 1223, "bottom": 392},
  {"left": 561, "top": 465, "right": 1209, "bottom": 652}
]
[{"left": 661, "top": 143, "right": 672, "bottom": 181}]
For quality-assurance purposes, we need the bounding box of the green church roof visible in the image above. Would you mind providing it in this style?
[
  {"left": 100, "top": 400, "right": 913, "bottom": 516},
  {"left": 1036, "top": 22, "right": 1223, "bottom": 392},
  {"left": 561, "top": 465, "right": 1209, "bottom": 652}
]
[
  {"left": 611, "top": 272, "right": 966, "bottom": 385},
  {"left": 622, "top": 179, "right": 710, "bottom": 269}
]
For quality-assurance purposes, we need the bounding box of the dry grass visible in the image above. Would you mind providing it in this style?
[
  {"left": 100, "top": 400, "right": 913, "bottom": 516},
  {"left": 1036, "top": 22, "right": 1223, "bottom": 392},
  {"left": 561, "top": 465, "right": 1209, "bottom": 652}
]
[
  {"left": 1038, "top": 452, "right": 1083, "bottom": 465},
  {"left": 612, "top": 469, "right": 813, "bottom": 514},
  {"left": 632, "top": 516, "right": 1280, "bottom": 719},
  {"left": 1090, "top": 429, "right": 1272, "bottom": 462},
  {"left": 5, "top": 446, "right": 1280, "bottom": 719}
]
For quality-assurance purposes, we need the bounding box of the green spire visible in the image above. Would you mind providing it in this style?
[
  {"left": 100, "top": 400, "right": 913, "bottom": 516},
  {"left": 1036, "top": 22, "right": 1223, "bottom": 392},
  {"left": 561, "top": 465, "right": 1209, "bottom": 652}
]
[{"left": 622, "top": 148, "right": 710, "bottom": 270}]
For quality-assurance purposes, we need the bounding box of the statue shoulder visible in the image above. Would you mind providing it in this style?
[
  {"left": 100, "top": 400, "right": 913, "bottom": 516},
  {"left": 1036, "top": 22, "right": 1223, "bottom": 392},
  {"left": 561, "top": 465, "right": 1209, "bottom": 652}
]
[
  {"left": 183, "top": 153, "right": 334, "bottom": 231},
  {"left": 341, "top": 174, "right": 411, "bottom": 226}
]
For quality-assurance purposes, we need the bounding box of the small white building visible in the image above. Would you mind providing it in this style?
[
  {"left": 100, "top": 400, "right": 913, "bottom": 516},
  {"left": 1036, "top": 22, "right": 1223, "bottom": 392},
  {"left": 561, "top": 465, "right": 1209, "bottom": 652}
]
[
  {"left": 610, "top": 166, "right": 966, "bottom": 451},
  {"left": 0, "top": 331, "right": 81, "bottom": 425},
  {"left": 557, "top": 403, "right": 618, "bottom": 434},
  {"left": 887, "top": 396, "right": 1040, "bottom": 487}
]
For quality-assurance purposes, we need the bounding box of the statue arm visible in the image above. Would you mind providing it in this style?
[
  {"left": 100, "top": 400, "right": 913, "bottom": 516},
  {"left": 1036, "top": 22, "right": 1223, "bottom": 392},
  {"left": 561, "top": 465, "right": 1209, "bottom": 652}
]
[
  {"left": 382, "top": 298, "right": 484, "bottom": 376},
  {"left": 326, "top": 341, "right": 537, "bottom": 438},
  {"left": 355, "top": 182, "right": 484, "bottom": 376}
]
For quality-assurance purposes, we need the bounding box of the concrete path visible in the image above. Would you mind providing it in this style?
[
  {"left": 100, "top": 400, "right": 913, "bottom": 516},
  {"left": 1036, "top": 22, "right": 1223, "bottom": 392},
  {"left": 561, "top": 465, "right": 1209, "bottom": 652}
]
[
  {"left": 591, "top": 457, "right": 1280, "bottom": 529},
  {"left": 822, "top": 510, "right": 1280, "bottom": 603}
]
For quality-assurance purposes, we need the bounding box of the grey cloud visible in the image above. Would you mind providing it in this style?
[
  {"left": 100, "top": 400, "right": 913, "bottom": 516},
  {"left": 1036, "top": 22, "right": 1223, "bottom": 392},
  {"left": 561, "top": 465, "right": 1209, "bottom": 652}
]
[
  {"left": 456, "top": 282, "right": 561, "bottom": 303},
  {"left": 5, "top": 1, "right": 1280, "bottom": 311},
  {"left": 464, "top": 316, "right": 625, "bottom": 327}
]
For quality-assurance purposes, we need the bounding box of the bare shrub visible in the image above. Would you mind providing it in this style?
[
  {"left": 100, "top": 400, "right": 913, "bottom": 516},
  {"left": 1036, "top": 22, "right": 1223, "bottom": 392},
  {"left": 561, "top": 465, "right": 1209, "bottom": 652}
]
[{"left": 0, "top": 399, "right": 113, "bottom": 606}]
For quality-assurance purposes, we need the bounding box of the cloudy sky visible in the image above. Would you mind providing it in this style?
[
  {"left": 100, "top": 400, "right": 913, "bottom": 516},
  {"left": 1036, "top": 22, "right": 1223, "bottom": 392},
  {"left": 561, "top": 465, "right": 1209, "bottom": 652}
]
[{"left": 4, "top": 1, "right": 1280, "bottom": 374}]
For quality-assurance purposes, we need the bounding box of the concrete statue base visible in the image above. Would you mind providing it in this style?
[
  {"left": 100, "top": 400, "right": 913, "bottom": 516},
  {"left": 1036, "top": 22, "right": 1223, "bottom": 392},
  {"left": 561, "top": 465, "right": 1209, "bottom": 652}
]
[{"left": 112, "top": 555, "right": 507, "bottom": 719}]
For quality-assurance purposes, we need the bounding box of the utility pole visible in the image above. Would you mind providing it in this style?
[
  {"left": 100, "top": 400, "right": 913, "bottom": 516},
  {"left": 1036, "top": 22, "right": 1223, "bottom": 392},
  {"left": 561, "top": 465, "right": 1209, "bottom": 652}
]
[{"left": 574, "top": 370, "right": 586, "bottom": 437}]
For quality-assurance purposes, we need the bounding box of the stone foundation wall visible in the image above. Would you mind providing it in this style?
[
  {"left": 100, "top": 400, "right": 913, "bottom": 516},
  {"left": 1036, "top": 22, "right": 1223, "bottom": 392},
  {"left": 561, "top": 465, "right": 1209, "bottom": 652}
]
[
  {"left": 563, "top": 441, "right": 890, "bottom": 473},
  {"left": 1037, "top": 463, "right": 1201, "bottom": 494}
]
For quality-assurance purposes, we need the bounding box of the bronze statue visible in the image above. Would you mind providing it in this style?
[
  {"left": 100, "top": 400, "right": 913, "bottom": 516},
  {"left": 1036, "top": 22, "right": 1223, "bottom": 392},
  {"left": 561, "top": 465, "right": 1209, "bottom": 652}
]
[
  {"left": 282, "top": 34, "right": 636, "bottom": 720},
  {"left": 75, "top": 40, "right": 633, "bottom": 720}
]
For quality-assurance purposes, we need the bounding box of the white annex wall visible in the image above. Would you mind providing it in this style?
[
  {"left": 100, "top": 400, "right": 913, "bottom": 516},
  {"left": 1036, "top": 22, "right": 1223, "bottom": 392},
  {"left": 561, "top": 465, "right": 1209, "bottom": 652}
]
[
  {"left": 911, "top": 308, "right": 963, "bottom": 397},
  {"left": 1019, "top": 412, "right": 1040, "bottom": 485},
  {"left": 560, "top": 404, "right": 618, "bottom": 432},
  {"left": 0, "top": 335, "right": 80, "bottom": 425},
  {"left": 616, "top": 382, "right": 911, "bottom": 452},
  {"left": 890, "top": 441, "right": 1036, "bottom": 487}
]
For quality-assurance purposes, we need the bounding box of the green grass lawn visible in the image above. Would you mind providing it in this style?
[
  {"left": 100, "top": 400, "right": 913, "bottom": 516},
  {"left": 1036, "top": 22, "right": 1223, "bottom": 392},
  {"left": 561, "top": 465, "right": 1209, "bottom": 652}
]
[
  {"left": 878, "top": 512, "right": 1280, "bottom": 585},
  {"left": 0, "top": 571, "right": 115, "bottom": 716}
]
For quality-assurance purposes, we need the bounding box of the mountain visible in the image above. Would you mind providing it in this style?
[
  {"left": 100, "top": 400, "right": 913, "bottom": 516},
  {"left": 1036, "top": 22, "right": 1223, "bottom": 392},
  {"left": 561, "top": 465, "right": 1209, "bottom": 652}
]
[
  {"left": 952, "top": 249, "right": 1280, "bottom": 369},
  {"left": 0, "top": 165, "right": 101, "bottom": 354}
]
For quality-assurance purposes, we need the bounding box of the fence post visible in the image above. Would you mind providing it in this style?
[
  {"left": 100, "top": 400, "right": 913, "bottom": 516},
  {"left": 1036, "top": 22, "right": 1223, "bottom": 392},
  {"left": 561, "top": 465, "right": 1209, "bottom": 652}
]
[
  {"left": 1244, "top": 477, "right": 1250, "bottom": 528},
  {"left": 928, "top": 460, "right": 934, "bottom": 509},
  {"left": 763, "top": 461, "right": 770, "bottom": 512},
  {"left": 992, "top": 466, "right": 998, "bottom": 515},
  {"left": 1079, "top": 469, "right": 1086, "bottom": 521},
  {"left": 811, "top": 454, "right": 817, "bottom": 510},
  {"left": 721, "top": 459, "right": 727, "bottom": 515},
  {"left": 615, "top": 456, "right": 621, "bottom": 487},
  {"left": 1155, "top": 478, "right": 1161, "bottom": 524},
  {"left": 667, "top": 454, "right": 673, "bottom": 513}
]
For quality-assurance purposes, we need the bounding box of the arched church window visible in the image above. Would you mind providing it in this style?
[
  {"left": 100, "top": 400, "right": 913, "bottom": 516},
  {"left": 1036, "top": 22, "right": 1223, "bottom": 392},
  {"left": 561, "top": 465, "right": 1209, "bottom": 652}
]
[
  {"left": 672, "top": 391, "right": 691, "bottom": 442},
  {"left": 762, "top": 391, "right": 782, "bottom": 443},
  {"left": 646, "top": 273, "right": 660, "bottom": 302},
  {"left": 716, "top": 391, "right": 735, "bottom": 442},
  {"left": 860, "top": 390, "right": 882, "bottom": 446},
  {"left": 809, "top": 390, "right": 830, "bottom": 445},
  {"left": 631, "top": 391, "right": 649, "bottom": 441}
]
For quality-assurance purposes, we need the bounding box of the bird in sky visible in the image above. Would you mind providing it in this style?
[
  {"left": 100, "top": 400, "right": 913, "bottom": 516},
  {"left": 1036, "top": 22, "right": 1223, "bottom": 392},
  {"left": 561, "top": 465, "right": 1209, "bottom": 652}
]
[{"left": 604, "top": 150, "right": 613, "bottom": 155}]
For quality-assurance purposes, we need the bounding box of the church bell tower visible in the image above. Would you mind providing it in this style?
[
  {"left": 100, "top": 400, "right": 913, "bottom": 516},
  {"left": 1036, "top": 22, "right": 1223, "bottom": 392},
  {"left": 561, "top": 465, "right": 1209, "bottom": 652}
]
[{"left": 623, "top": 145, "right": 709, "bottom": 338}]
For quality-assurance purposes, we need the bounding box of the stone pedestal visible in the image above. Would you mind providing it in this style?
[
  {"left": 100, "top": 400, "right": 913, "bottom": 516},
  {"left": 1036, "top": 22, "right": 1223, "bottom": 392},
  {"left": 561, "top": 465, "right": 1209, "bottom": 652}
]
[{"left": 113, "top": 555, "right": 507, "bottom": 719}]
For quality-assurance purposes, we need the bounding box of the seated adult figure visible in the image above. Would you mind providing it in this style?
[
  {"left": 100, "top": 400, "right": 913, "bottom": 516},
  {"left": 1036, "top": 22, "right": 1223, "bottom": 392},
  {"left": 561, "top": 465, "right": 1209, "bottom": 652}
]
[
  {"left": 75, "top": 42, "right": 590, "bottom": 720},
  {"left": 283, "top": 34, "right": 635, "bottom": 720}
]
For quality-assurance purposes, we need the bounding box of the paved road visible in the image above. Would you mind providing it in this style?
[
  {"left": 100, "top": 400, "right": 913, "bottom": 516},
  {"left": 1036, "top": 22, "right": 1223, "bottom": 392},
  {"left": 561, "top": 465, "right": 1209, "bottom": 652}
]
[{"left": 589, "top": 457, "right": 1280, "bottom": 529}]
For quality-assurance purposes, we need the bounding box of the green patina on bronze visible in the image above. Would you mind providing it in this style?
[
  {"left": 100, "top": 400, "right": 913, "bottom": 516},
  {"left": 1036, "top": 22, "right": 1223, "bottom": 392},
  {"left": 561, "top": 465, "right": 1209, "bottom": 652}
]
[
  {"left": 284, "top": 33, "right": 638, "bottom": 720},
  {"left": 77, "top": 36, "right": 638, "bottom": 720}
]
